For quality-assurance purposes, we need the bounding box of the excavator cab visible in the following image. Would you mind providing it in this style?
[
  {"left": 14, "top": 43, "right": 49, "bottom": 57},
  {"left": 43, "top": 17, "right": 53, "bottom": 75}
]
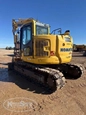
[{"left": 20, "top": 20, "right": 50, "bottom": 57}]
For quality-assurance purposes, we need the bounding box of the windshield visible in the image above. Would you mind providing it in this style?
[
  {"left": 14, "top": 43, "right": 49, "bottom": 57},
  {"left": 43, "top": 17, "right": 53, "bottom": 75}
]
[{"left": 36, "top": 25, "right": 48, "bottom": 35}]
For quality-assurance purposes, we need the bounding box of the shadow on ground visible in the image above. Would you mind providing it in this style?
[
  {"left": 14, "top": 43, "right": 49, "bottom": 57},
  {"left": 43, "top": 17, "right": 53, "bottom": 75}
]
[
  {"left": 3, "top": 54, "right": 14, "bottom": 57},
  {"left": 7, "top": 54, "right": 14, "bottom": 57},
  {"left": 0, "top": 63, "right": 8, "bottom": 65},
  {"left": 0, "top": 68, "right": 53, "bottom": 95}
]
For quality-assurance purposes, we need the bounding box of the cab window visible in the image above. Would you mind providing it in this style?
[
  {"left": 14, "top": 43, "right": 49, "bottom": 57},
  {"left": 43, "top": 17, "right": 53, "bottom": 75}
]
[{"left": 22, "top": 26, "right": 31, "bottom": 45}]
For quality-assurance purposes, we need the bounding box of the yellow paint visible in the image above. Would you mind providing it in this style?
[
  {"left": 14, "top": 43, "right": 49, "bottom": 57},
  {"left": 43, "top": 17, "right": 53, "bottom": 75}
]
[{"left": 14, "top": 18, "right": 73, "bottom": 65}]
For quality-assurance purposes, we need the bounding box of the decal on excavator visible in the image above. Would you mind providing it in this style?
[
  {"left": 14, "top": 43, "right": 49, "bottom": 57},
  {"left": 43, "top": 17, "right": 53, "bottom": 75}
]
[{"left": 60, "top": 48, "right": 72, "bottom": 52}]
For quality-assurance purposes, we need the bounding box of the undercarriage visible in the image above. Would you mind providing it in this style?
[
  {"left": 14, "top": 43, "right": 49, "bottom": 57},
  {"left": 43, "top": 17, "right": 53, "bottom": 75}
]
[{"left": 8, "top": 59, "right": 84, "bottom": 92}]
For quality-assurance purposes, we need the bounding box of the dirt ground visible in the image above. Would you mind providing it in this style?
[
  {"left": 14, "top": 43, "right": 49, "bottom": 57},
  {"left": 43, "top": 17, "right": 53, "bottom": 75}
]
[{"left": 0, "top": 49, "right": 86, "bottom": 115}]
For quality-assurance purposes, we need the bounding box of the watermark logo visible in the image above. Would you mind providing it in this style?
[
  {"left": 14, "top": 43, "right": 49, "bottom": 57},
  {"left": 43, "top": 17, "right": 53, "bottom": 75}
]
[{"left": 3, "top": 97, "right": 38, "bottom": 112}]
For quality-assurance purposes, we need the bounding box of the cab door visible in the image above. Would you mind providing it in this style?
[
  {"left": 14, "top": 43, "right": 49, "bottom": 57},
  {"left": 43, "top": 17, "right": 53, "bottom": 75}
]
[{"left": 20, "top": 23, "right": 33, "bottom": 57}]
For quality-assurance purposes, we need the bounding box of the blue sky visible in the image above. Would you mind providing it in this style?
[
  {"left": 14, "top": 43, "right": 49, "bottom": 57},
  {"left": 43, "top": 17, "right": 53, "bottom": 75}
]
[{"left": 0, "top": 0, "right": 86, "bottom": 48}]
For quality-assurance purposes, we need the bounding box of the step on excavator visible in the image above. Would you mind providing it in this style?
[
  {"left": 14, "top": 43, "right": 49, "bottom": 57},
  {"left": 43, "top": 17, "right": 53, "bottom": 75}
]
[{"left": 8, "top": 18, "right": 84, "bottom": 91}]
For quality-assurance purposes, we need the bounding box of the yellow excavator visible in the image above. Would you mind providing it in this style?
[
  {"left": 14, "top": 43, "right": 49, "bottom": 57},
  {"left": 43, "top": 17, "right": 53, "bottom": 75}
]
[{"left": 8, "top": 18, "right": 84, "bottom": 91}]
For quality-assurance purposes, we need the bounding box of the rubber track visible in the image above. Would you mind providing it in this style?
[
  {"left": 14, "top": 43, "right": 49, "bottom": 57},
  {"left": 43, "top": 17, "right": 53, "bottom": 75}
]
[{"left": 14, "top": 61, "right": 65, "bottom": 91}]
